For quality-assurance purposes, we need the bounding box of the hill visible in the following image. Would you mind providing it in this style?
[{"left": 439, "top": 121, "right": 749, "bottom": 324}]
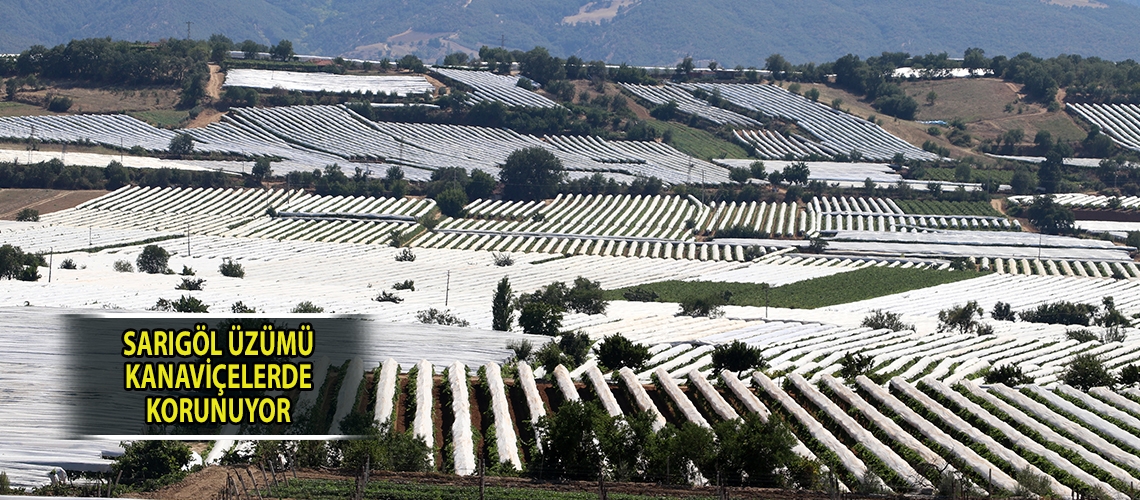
[{"left": 3, "top": 0, "right": 1140, "bottom": 65}]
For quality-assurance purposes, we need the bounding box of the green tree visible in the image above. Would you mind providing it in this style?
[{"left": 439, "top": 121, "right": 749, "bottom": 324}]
[
  {"left": 1062, "top": 353, "right": 1114, "bottom": 390},
  {"left": 251, "top": 157, "right": 272, "bottom": 182},
  {"left": 269, "top": 40, "right": 294, "bottom": 61},
  {"left": 593, "top": 333, "right": 650, "bottom": 371},
  {"left": 499, "top": 147, "right": 565, "bottom": 201},
  {"left": 1026, "top": 195, "right": 1075, "bottom": 235},
  {"left": 1010, "top": 166, "right": 1037, "bottom": 195},
  {"left": 435, "top": 186, "right": 468, "bottom": 218},
  {"left": 730, "top": 167, "right": 751, "bottom": 183},
  {"left": 782, "top": 162, "right": 811, "bottom": 184},
  {"left": 519, "top": 301, "right": 563, "bottom": 336},
  {"left": 466, "top": 169, "right": 496, "bottom": 200},
  {"left": 710, "top": 413, "right": 801, "bottom": 487},
  {"left": 15, "top": 208, "right": 38, "bottom": 221},
  {"left": 926, "top": 90, "right": 938, "bottom": 106},
  {"left": 492, "top": 276, "right": 513, "bottom": 331},
  {"left": 4, "top": 78, "right": 17, "bottom": 101},
  {"left": 111, "top": 440, "right": 192, "bottom": 488},
  {"left": 565, "top": 276, "right": 607, "bottom": 315},
  {"left": 533, "top": 400, "right": 608, "bottom": 480},
  {"left": 711, "top": 340, "right": 765, "bottom": 373},
  {"left": 168, "top": 133, "right": 194, "bottom": 156},
  {"left": 1038, "top": 152, "right": 1063, "bottom": 193},
  {"left": 937, "top": 301, "right": 985, "bottom": 334},
  {"left": 136, "top": 244, "right": 170, "bottom": 274}
]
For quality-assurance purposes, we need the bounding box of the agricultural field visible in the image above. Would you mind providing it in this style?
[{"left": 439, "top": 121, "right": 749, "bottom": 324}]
[
  {"left": 430, "top": 67, "right": 561, "bottom": 108},
  {"left": 894, "top": 200, "right": 1005, "bottom": 218},
  {"left": 920, "top": 167, "right": 1014, "bottom": 185},
  {"left": 1067, "top": 103, "right": 1140, "bottom": 153},
  {"left": 224, "top": 69, "right": 435, "bottom": 95}
]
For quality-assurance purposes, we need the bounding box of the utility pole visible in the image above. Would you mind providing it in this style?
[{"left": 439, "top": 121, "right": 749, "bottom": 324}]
[
  {"left": 445, "top": 270, "right": 451, "bottom": 306},
  {"left": 186, "top": 21, "right": 193, "bottom": 40},
  {"left": 187, "top": 223, "right": 191, "bottom": 257},
  {"left": 500, "top": 34, "right": 505, "bottom": 49},
  {"left": 48, "top": 248, "right": 52, "bottom": 283}
]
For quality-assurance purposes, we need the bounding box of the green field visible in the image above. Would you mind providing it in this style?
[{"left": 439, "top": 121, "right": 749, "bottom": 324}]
[
  {"left": 894, "top": 200, "right": 1004, "bottom": 217},
  {"left": 920, "top": 167, "right": 1012, "bottom": 185},
  {"left": 605, "top": 266, "right": 984, "bottom": 309},
  {"left": 272, "top": 478, "right": 718, "bottom": 500},
  {"left": 648, "top": 120, "right": 750, "bottom": 161},
  {"left": 129, "top": 110, "right": 189, "bottom": 129}
]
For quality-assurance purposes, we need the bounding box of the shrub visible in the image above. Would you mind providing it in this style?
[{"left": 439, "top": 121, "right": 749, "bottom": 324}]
[
  {"left": 837, "top": 351, "right": 874, "bottom": 380},
  {"left": 678, "top": 294, "right": 725, "bottom": 318},
  {"left": 492, "top": 276, "right": 514, "bottom": 331},
  {"left": 623, "top": 287, "right": 659, "bottom": 302},
  {"left": 375, "top": 291, "right": 403, "bottom": 303},
  {"left": 519, "top": 302, "right": 563, "bottom": 336},
  {"left": 507, "top": 339, "right": 534, "bottom": 362},
  {"left": 565, "top": 276, "right": 608, "bottom": 315},
  {"left": 937, "top": 301, "right": 985, "bottom": 334},
  {"left": 1018, "top": 301, "right": 1096, "bottom": 326},
  {"left": 394, "top": 248, "right": 416, "bottom": 262},
  {"left": 729, "top": 167, "right": 751, "bottom": 183},
  {"left": 711, "top": 340, "right": 765, "bottom": 373},
  {"left": 168, "top": 133, "right": 194, "bottom": 155},
  {"left": 1062, "top": 353, "right": 1114, "bottom": 390},
  {"left": 15, "top": 208, "right": 38, "bottom": 221},
  {"left": 558, "top": 331, "right": 593, "bottom": 368},
  {"left": 175, "top": 278, "right": 205, "bottom": 290},
  {"left": 416, "top": 308, "right": 469, "bottom": 327},
  {"left": 291, "top": 301, "right": 324, "bottom": 313},
  {"left": 46, "top": 95, "right": 73, "bottom": 113},
  {"left": 984, "top": 364, "right": 1033, "bottom": 386},
  {"left": 991, "top": 301, "right": 1016, "bottom": 321},
  {"left": 435, "top": 186, "right": 468, "bottom": 218},
  {"left": 136, "top": 244, "right": 171, "bottom": 274},
  {"left": 1119, "top": 364, "right": 1140, "bottom": 386},
  {"left": 113, "top": 259, "right": 134, "bottom": 273},
  {"left": 1065, "top": 328, "right": 1097, "bottom": 343},
  {"left": 219, "top": 258, "right": 245, "bottom": 278},
  {"left": 150, "top": 295, "right": 209, "bottom": 313},
  {"left": 392, "top": 279, "right": 414, "bottom": 291},
  {"left": 179, "top": 265, "right": 195, "bottom": 276},
  {"left": 594, "top": 333, "right": 650, "bottom": 371},
  {"left": 112, "top": 440, "right": 192, "bottom": 488},
  {"left": 231, "top": 301, "right": 256, "bottom": 313},
  {"left": 59, "top": 258, "right": 77, "bottom": 270},
  {"left": 860, "top": 310, "right": 913, "bottom": 332},
  {"left": 492, "top": 252, "right": 514, "bottom": 266}
]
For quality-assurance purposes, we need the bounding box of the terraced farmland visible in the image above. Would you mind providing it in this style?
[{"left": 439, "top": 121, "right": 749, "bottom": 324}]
[{"left": 621, "top": 84, "right": 761, "bottom": 126}]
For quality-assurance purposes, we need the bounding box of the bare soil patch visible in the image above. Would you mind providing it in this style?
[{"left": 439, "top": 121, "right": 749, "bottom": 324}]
[
  {"left": 205, "top": 64, "right": 224, "bottom": 100},
  {"left": 20, "top": 86, "right": 180, "bottom": 113},
  {"left": 184, "top": 108, "right": 224, "bottom": 128},
  {"left": 0, "top": 188, "right": 107, "bottom": 219}
]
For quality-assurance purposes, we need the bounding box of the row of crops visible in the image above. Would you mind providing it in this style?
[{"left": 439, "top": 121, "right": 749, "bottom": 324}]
[
  {"left": 430, "top": 67, "right": 561, "bottom": 108},
  {"left": 621, "top": 84, "right": 761, "bottom": 126},
  {"left": 224, "top": 69, "right": 436, "bottom": 95},
  {"left": 1068, "top": 103, "right": 1140, "bottom": 153},
  {"left": 807, "top": 196, "right": 1014, "bottom": 233},
  {"left": 677, "top": 83, "right": 939, "bottom": 162},
  {"left": 893, "top": 200, "right": 1005, "bottom": 217},
  {"left": 733, "top": 129, "right": 830, "bottom": 159},
  {"left": 1009, "top": 193, "right": 1140, "bottom": 209}
]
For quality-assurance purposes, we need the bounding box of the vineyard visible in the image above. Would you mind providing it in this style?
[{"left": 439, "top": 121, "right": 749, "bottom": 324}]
[
  {"left": 430, "top": 67, "right": 561, "bottom": 109},
  {"left": 224, "top": 69, "right": 435, "bottom": 95},
  {"left": 893, "top": 200, "right": 1005, "bottom": 218},
  {"left": 1009, "top": 193, "right": 1140, "bottom": 209},
  {"left": 621, "top": 84, "right": 761, "bottom": 127},
  {"left": 1067, "top": 103, "right": 1140, "bottom": 153}
]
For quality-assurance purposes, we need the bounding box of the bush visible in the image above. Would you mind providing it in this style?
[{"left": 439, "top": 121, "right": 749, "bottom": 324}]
[
  {"left": 937, "top": 301, "right": 985, "bottom": 334},
  {"left": 1065, "top": 328, "right": 1097, "bottom": 343},
  {"left": 231, "top": 301, "right": 257, "bottom": 313},
  {"left": 435, "top": 186, "right": 468, "bottom": 218},
  {"left": 1062, "top": 353, "right": 1115, "bottom": 390},
  {"left": 394, "top": 248, "right": 416, "bottom": 262},
  {"left": 15, "top": 208, "right": 38, "bottom": 221},
  {"left": 678, "top": 294, "right": 726, "bottom": 318},
  {"left": 113, "top": 259, "right": 134, "bottom": 273},
  {"left": 112, "top": 440, "right": 192, "bottom": 488},
  {"left": 594, "top": 333, "right": 650, "bottom": 371},
  {"left": 507, "top": 339, "right": 534, "bottom": 362},
  {"left": 984, "top": 364, "right": 1033, "bottom": 386},
  {"left": 392, "top": 279, "right": 414, "bottom": 291},
  {"left": 136, "top": 244, "right": 171, "bottom": 274},
  {"left": 219, "top": 258, "right": 245, "bottom": 278},
  {"left": 519, "top": 302, "right": 562, "bottom": 336},
  {"left": 860, "top": 310, "right": 913, "bottom": 332},
  {"left": 46, "top": 95, "right": 73, "bottom": 113},
  {"left": 991, "top": 301, "right": 1016, "bottom": 321},
  {"left": 151, "top": 295, "right": 210, "bottom": 313},
  {"left": 59, "top": 258, "right": 76, "bottom": 270},
  {"left": 175, "top": 278, "right": 205, "bottom": 290},
  {"left": 729, "top": 167, "right": 751, "bottom": 183},
  {"left": 837, "top": 351, "right": 874, "bottom": 380},
  {"left": 623, "top": 287, "right": 659, "bottom": 302},
  {"left": 168, "top": 133, "right": 194, "bottom": 156},
  {"left": 375, "top": 291, "right": 403, "bottom": 303},
  {"left": 492, "top": 276, "right": 514, "bottom": 331},
  {"left": 565, "top": 276, "right": 608, "bottom": 315},
  {"left": 291, "top": 301, "right": 324, "bottom": 313},
  {"left": 711, "top": 340, "right": 765, "bottom": 373},
  {"left": 1018, "top": 301, "right": 1096, "bottom": 326},
  {"left": 179, "top": 265, "right": 195, "bottom": 276},
  {"left": 1119, "top": 364, "right": 1140, "bottom": 386},
  {"left": 416, "top": 308, "right": 469, "bottom": 327},
  {"left": 492, "top": 252, "right": 514, "bottom": 266}
]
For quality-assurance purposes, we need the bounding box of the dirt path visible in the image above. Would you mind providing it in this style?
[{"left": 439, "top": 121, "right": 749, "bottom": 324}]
[{"left": 205, "top": 64, "right": 224, "bottom": 100}]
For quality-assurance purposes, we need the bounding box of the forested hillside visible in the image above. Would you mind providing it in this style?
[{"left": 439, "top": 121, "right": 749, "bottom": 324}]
[{"left": 3, "top": 0, "right": 1140, "bottom": 64}]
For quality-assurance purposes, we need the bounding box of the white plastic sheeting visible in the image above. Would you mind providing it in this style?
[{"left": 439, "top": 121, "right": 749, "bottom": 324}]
[
  {"left": 754, "top": 372, "right": 871, "bottom": 483},
  {"left": 553, "top": 364, "right": 581, "bottom": 402},
  {"left": 654, "top": 367, "right": 709, "bottom": 428},
  {"left": 1090, "top": 386, "right": 1140, "bottom": 419},
  {"left": 414, "top": 359, "right": 435, "bottom": 462},
  {"left": 894, "top": 378, "right": 1069, "bottom": 498},
  {"left": 517, "top": 362, "right": 547, "bottom": 452},
  {"left": 720, "top": 371, "right": 818, "bottom": 463},
  {"left": 483, "top": 362, "right": 522, "bottom": 470},
  {"left": 374, "top": 358, "right": 399, "bottom": 425},
  {"left": 1025, "top": 385, "right": 1140, "bottom": 452},
  {"left": 619, "top": 367, "right": 666, "bottom": 431},
  {"left": 688, "top": 369, "right": 739, "bottom": 421},
  {"left": 924, "top": 379, "right": 1123, "bottom": 499},
  {"left": 789, "top": 374, "right": 926, "bottom": 491},
  {"left": 448, "top": 362, "right": 476, "bottom": 475},
  {"left": 962, "top": 381, "right": 1139, "bottom": 488},
  {"left": 294, "top": 355, "right": 330, "bottom": 418},
  {"left": 856, "top": 377, "right": 1018, "bottom": 493},
  {"left": 1057, "top": 385, "right": 1140, "bottom": 432},
  {"left": 330, "top": 357, "right": 364, "bottom": 435},
  {"left": 585, "top": 365, "right": 622, "bottom": 417}
]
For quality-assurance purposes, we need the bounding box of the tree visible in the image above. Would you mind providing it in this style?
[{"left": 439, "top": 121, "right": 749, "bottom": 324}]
[
  {"left": 492, "top": 276, "right": 513, "bottom": 331},
  {"left": 1062, "top": 353, "right": 1114, "bottom": 390},
  {"left": 782, "top": 162, "right": 810, "bottom": 184},
  {"left": 466, "top": 169, "right": 496, "bottom": 200},
  {"left": 443, "top": 52, "right": 470, "bottom": 66},
  {"left": 710, "top": 413, "right": 801, "bottom": 488},
  {"left": 991, "top": 301, "right": 1016, "bottom": 321},
  {"left": 711, "top": 340, "right": 765, "bottom": 373},
  {"left": 837, "top": 351, "right": 874, "bottom": 380},
  {"left": 937, "top": 301, "right": 985, "bottom": 334},
  {"left": 730, "top": 167, "right": 751, "bottom": 183},
  {"left": 954, "top": 162, "right": 972, "bottom": 183},
  {"left": 112, "top": 440, "right": 192, "bottom": 487},
  {"left": 219, "top": 258, "right": 245, "bottom": 278},
  {"left": 594, "top": 333, "right": 650, "bottom": 371},
  {"left": 397, "top": 55, "right": 425, "bottom": 73},
  {"left": 1034, "top": 130, "right": 1054, "bottom": 154},
  {"left": 168, "top": 133, "right": 194, "bottom": 156},
  {"left": 861, "top": 309, "right": 913, "bottom": 331},
  {"left": 926, "top": 90, "right": 938, "bottom": 106},
  {"left": 435, "top": 186, "right": 468, "bottom": 218},
  {"left": 251, "top": 158, "right": 272, "bottom": 182},
  {"left": 4, "top": 78, "right": 17, "bottom": 101},
  {"left": 239, "top": 40, "right": 263, "bottom": 60},
  {"left": 749, "top": 161, "right": 766, "bottom": 180},
  {"left": 268, "top": 40, "right": 294, "bottom": 61},
  {"left": 1010, "top": 166, "right": 1037, "bottom": 195},
  {"left": 765, "top": 54, "right": 791, "bottom": 78},
  {"left": 136, "top": 244, "right": 170, "bottom": 274},
  {"left": 1038, "top": 152, "right": 1063, "bottom": 193},
  {"left": 533, "top": 400, "right": 608, "bottom": 480},
  {"left": 805, "top": 87, "right": 820, "bottom": 102},
  {"left": 1018, "top": 301, "right": 1096, "bottom": 325},
  {"left": 519, "top": 301, "right": 563, "bottom": 336},
  {"left": 15, "top": 208, "right": 38, "bottom": 221},
  {"left": 565, "top": 276, "right": 608, "bottom": 315},
  {"left": 963, "top": 47, "right": 989, "bottom": 70},
  {"left": 499, "top": 147, "right": 565, "bottom": 201},
  {"left": 1025, "top": 195, "right": 1075, "bottom": 235},
  {"left": 985, "top": 364, "right": 1033, "bottom": 386}
]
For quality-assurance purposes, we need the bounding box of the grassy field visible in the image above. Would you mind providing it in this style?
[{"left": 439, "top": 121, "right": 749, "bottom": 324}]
[
  {"left": 648, "top": 120, "right": 751, "bottom": 160},
  {"left": 129, "top": 109, "right": 190, "bottom": 129},
  {"left": 272, "top": 478, "right": 719, "bottom": 500},
  {"left": 605, "top": 266, "right": 984, "bottom": 309},
  {"left": 0, "top": 101, "right": 52, "bottom": 117},
  {"left": 920, "top": 167, "right": 1013, "bottom": 185}
]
